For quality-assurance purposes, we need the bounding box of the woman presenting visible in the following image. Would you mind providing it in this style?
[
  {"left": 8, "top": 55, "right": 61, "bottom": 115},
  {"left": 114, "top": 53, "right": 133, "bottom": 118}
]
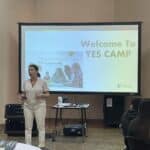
[{"left": 19, "top": 64, "right": 49, "bottom": 149}]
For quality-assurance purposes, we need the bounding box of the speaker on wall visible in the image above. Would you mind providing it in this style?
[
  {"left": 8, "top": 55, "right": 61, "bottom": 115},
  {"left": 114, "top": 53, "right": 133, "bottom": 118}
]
[{"left": 103, "top": 95, "right": 125, "bottom": 126}]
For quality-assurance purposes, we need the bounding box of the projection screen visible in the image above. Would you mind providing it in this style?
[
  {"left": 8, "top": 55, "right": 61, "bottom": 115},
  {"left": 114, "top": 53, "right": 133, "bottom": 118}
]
[{"left": 19, "top": 22, "right": 141, "bottom": 95}]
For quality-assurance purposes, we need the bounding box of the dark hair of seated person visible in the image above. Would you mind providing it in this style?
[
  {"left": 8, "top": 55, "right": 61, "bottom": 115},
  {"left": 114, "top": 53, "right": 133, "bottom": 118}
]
[
  {"left": 127, "top": 100, "right": 150, "bottom": 150},
  {"left": 121, "top": 98, "right": 141, "bottom": 136},
  {"left": 120, "top": 98, "right": 141, "bottom": 150}
]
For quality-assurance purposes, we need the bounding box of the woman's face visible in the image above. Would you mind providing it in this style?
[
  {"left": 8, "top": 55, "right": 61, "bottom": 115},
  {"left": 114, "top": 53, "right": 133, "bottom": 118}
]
[{"left": 28, "top": 66, "right": 38, "bottom": 78}]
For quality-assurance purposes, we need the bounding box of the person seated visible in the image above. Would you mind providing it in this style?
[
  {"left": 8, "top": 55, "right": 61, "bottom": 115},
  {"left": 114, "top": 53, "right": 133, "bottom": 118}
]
[
  {"left": 120, "top": 98, "right": 141, "bottom": 150},
  {"left": 64, "top": 65, "right": 73, "bottom": 81},
  {"left": 71, "top": 63, "right": 83, "bottom": 88},
  {"left": 51, "top": 67, "right": 66, "bottom": 84},
  {"left": 127, "top": 100, "right": 150, "bottom": 150}
]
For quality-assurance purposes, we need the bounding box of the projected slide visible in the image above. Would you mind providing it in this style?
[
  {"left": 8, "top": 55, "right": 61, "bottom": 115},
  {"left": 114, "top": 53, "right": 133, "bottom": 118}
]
[{"left": 19, "top": 23, "right": 140, "bottom": 93}]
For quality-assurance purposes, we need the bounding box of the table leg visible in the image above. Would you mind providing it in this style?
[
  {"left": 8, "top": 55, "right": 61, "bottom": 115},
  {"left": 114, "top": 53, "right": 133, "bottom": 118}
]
[
  {"left": 81, "top": 108, "right": 84, "bottom": 124},
  {"left": 55, "top": 108, "right": 58, "bottom": 128},
  {"left": 83, "top": 108, "right": 87, "bottom": 137},
  {"left": 60, "top": 108, "right": 63, "bottom": 123}
]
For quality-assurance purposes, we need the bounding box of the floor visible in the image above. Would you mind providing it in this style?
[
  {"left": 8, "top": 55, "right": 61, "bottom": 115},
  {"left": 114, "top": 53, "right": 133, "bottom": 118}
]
[{"left": 0, "top": 120, "right": 124, "bottom": 150}]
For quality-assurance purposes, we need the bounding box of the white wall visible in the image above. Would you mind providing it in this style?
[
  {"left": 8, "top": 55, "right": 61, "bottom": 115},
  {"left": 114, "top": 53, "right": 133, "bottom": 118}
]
[{"left": 35, "top": 0, "right": 114, "bottom": 22}]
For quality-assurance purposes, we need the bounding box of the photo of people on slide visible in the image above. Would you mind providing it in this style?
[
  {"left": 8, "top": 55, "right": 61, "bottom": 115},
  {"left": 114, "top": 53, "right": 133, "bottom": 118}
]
[
  {"left": 51, "top": 62, "right": 83, "bottom": 88},
  {"left": 25, "top": 50, "right": 83, "bottom": 90},
  {"left": 51, "top": 67, "right": 66, "bottom": 84},
  {"left": 70, "top": 62, "right": 83, "bottom": 87}
]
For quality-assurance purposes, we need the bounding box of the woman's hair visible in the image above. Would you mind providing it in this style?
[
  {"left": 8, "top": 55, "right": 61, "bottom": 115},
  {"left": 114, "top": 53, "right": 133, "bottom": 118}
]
[{"left": 29, "top": 64, "right": 40, "bottom": 77}]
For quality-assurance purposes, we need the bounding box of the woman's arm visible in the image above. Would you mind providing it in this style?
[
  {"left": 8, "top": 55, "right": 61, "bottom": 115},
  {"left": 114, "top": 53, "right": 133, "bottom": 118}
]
[
  {"left": 18, "top": 92, "right": 27, "bottom": 100},
  {"left": 40, "top": 91, "right": 50, "bottom": 98},
  {"left": 36, "top": 91, "right": 50, "bottom": 99}
]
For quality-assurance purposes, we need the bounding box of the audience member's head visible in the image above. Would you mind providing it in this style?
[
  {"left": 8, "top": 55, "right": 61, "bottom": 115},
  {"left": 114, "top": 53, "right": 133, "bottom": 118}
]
[
  {"left": 131, "top": 98, "right": 141, "bottom": 112},
  {"left": 138, "top": 99, "right": 150, "bottom": 117},
  {"left": 127, "top": 100, "right": 150, "bottom": 150}
]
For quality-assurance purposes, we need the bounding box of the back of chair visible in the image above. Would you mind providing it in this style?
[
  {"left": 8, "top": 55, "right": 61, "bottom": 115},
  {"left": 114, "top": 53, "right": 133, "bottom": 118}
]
[{"left": 126, "top": 136, "right": 150, "bottom": 150}]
